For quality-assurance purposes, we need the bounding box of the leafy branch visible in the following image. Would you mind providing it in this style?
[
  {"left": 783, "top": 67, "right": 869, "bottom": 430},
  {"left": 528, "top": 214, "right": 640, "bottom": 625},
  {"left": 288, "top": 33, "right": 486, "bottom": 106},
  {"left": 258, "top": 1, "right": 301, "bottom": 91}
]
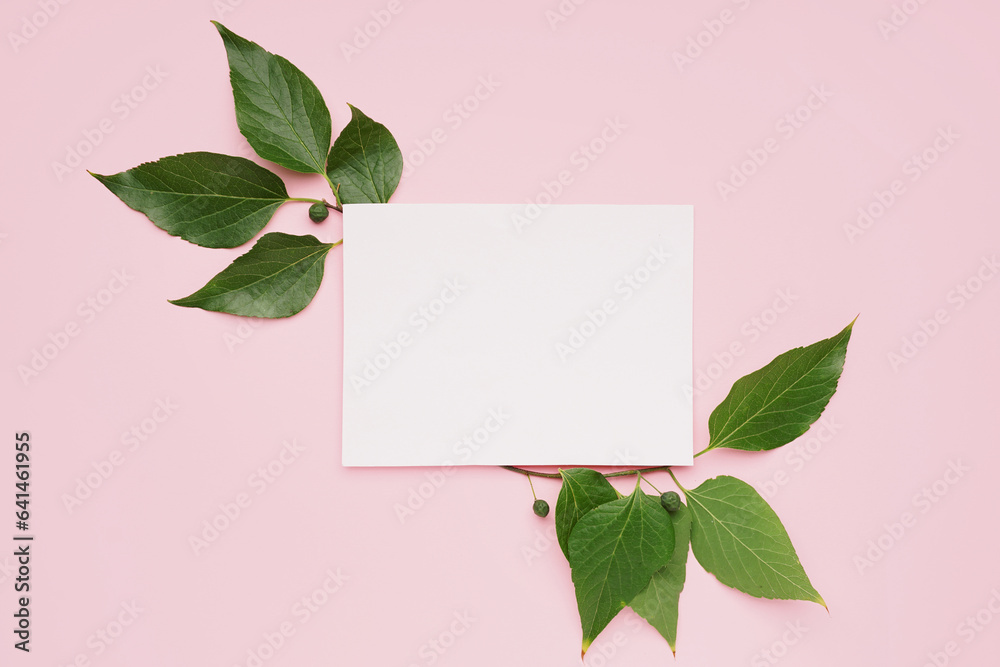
[
  {"left": 511, "top": 320, "right": 854, "bottom": 656},
  {"left": 92, "top": 22, "right": 402, "bottom": 317}
]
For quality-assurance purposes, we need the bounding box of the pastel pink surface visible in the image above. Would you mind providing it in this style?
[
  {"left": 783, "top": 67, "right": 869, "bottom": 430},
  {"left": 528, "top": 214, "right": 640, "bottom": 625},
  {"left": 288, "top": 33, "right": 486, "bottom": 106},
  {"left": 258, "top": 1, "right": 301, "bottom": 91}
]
[{"left": 2, "top": 1, "right": 998, "bottom": 665}]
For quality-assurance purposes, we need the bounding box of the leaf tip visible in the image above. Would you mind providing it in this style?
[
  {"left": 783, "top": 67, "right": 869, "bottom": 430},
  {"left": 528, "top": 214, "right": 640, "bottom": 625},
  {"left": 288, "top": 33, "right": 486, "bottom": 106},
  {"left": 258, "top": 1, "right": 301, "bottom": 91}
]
[{"left": 581, "top": 638, "right": 592, "bottom": 660}]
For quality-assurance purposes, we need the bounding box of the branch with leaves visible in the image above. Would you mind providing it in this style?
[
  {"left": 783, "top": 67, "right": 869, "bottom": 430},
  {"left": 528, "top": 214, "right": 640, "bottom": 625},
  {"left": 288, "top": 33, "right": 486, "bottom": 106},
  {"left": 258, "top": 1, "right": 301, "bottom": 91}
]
[
  {"left": 91, "top": 22, "right": 857, "bottom": 661},
  {"left": 507, "top": 319, "right": 854, "bottom": 657},
  {"left": 92, "top": 22, "right": 403, "bottom": 318}
]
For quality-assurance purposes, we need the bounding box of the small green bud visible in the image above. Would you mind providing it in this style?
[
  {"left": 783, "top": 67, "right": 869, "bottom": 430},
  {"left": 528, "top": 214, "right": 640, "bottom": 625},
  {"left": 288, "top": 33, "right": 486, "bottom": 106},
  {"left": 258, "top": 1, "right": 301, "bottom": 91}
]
[
  {"left": 660, "top": 491, "right": 681, "bottom": 512},
  {"left": 308, "top": 203, "right": 329, "bottom": 222},
  {"left": 532, "top": 499, "right": 550, "bottom": 518}
]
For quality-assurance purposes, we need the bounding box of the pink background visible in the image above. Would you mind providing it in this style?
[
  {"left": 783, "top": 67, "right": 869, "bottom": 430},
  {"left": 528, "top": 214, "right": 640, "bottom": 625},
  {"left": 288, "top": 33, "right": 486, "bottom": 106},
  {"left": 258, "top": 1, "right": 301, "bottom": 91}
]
[{"left": 3, "top": 0, "right": 998, "bottom": 665}]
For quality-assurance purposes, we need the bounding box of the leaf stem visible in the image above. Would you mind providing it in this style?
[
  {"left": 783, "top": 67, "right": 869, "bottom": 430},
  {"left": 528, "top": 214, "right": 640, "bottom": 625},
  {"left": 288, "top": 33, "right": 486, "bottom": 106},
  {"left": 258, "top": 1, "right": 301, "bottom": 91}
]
[
  {"left": 693, "top": 446, "right": 711, "bottom": 458},
  {"left": 499, "top": 465, "right": 674, "bottom": 480},
  {"left": 527, "top": 474, "right": 538, "bottom": 501},
  {"left": 288, "top": 196, "right": 343, "bottom": 213},
  {"left": 323, "top": 174, "right": 344, "bottom": 211},
  {"left": 667, "top": 468, "right": 688, "bottom": 493}
]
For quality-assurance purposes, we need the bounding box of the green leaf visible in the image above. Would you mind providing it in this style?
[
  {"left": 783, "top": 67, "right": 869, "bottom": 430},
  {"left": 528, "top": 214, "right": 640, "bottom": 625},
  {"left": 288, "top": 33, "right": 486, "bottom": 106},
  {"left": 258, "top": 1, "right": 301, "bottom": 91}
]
[
  {"left": 685, "top": 475, "right": 824, "bottom": 606},
  {"left": 630, "top": 502, "right": 691, "bottom": 655},
  {"left": 91, "top": 152, "right": 288, "bottom": 248},
  {"left": 170, "top": 232, "right": 338, "bottom": 318},
  {"left": 555, "top": 468, "right": 620, "bottom": 561},
  {"left": 705, "top": 319, "right": 855, "bottom": 453},
  {"left": 326, "top": 104, "right": 403, "bottom": 204},
  {"left": 213, "top": 21, "right": 332, "bottom": 174},
  {"left": 568, "top": 480, "right": 675, "bottom": 656}
]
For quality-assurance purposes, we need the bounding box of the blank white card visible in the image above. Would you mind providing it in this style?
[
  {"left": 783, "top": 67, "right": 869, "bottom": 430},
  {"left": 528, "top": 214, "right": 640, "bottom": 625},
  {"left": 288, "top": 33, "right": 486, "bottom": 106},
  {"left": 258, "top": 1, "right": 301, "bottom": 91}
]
[{"left": 341, "top": 204, "right": 693, "bottom": 466}]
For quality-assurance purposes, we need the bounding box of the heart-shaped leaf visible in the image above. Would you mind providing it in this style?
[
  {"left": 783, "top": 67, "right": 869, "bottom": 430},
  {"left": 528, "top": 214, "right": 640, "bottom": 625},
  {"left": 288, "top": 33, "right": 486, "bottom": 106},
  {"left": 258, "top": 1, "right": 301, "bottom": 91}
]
[
  {"left": 170, "top": 232, "right": 338, "bottom": 318},
  {"left": 214, "top": 21, "right": 332, "bottom": 174},
  {"left": 326, "top": 104, "right": 403, "bottom": 204},
  {"left": 568, "top": 480, "right": 675, "bottom": 656},
  {"left": 555, "top": 468, "right": 620, "bottom": 560},
  {"left": 704, "top": 319, "right": 855, "bottom": 453},
  {"left": 630, "top": 502, "right": 691, "bottom": 655},
  {"left": 91, "top": 152, "right": 288, "bottom": 248},
  {"left": 686, "top": 475, "right": 824, "bottom": 606}
]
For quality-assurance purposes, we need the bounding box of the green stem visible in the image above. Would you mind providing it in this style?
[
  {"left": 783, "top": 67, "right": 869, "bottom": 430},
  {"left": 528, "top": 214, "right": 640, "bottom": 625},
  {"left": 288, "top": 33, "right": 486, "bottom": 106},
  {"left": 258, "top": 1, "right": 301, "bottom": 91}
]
[
  {"left": 288, "top": 197, "right": 341, "bottom": 211},
  {"left": 667, "top": 468, "right": 687, "bottom": 493},
  {"left": 323, "top": 174, "right": 344, "bottom": 211},
  {"left": 693, "top": 446, "right": 712, "bottom": 458},
  {"left": 500, "top": 465, "right": 674, "bottom": 480}
]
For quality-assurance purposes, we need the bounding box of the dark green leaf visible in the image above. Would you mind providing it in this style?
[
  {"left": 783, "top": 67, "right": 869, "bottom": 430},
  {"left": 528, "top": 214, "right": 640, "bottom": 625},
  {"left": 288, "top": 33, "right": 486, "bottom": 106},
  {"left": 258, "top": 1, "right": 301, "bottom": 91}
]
[
  {"left": 213, "top": 21, "right": 331, "bottom": 174},
  {"left": 705, "top": 319, "right": 855, "bottom": 453},
  {"left": 170, "top": 232, "right": 337, "bottom": 318},
  {"left": 630, "top": 502, "right": 691, "bottom": 655},
  {"left": 686, "top": 475, "right": 824, "bottom": 606},
  {"left": 91, "top": 152, "right": 288, "bottom": 248},
  {"left": 326, "top": 104, "right": 403, "bottom": 203},
  {"left": 568, "top": 481, "right": 675, "bottom": 656},
  {"left": 555, "top": 468, "right": 620, "bottom": 561}
]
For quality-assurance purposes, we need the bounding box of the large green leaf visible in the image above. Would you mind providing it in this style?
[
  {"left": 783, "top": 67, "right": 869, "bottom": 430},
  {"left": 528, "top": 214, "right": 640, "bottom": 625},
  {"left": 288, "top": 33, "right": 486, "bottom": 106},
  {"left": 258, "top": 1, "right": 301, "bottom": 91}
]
[
  {"left": 326, "top": 104, "right": 403, "bottom": 203},
  {"left": 568, "top": 481, "right": 675, "bottom": 656},
  {"left": 213, "top": 21, "right": 331, "bottom": 174},
  {"left": 555, "top": 468, "right": 620, "bottom": 561},
  {"left": 630, "top": 502, "right": 691, "bottom": 655},
  {"left": 170, "top": 232, "right": 337, "bottom": 318},
  {"left": 91, "top": 152, "right": 288, "bottom": 248},
  {"left": 686, "top": 475, "right": 824, "bottom": 606},
  {"left": 705, "top": 319, "right": 854, "bottom": 453}
]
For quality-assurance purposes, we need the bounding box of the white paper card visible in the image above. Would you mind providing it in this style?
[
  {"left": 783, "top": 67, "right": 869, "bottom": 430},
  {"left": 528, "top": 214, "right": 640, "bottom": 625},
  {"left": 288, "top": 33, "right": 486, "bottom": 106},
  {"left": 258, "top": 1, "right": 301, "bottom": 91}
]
[{"left": 342, "top": 204, "right": 693, "bottom": 466}]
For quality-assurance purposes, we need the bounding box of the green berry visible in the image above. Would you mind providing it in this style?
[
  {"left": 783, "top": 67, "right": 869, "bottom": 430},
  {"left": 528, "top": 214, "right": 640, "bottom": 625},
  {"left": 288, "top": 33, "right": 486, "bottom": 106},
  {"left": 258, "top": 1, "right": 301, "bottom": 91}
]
[
  {"left": 532, "top": 499, "right": 550, "bottom": 518},
  {"left": 660, "top": 491, "right": 681, "bottom": 512},
  {"left": 308, "top": 203, "right": 329, "bottom": 222}
]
